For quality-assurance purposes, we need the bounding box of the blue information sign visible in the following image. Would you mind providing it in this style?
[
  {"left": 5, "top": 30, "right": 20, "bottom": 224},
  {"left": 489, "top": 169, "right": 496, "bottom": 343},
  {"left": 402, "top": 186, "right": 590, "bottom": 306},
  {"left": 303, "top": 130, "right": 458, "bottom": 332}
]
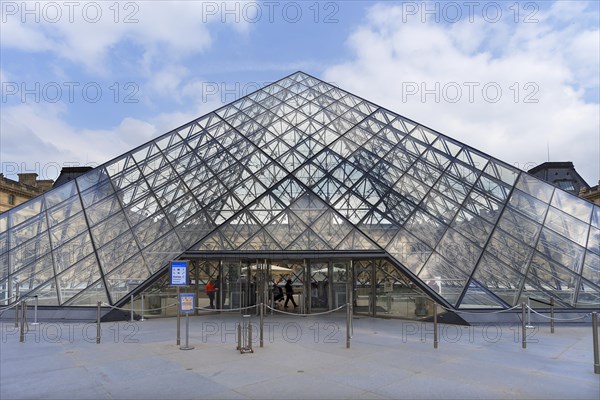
[
  {"left": 179, "top": 293, "right": 195, "bottom": 313},
  {"left": 170, "top": 260, "right": 188, "bottom": 286}
]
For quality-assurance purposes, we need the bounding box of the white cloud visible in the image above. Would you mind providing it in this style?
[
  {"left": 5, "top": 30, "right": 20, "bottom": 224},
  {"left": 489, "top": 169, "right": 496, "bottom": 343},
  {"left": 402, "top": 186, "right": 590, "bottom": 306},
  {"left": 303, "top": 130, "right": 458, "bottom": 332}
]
[
  {"left": 323, "top": 2, "right": 600, "bottom": 185},
  {"left": 1, "top": 1, "right": 253, "bottom": 74}
]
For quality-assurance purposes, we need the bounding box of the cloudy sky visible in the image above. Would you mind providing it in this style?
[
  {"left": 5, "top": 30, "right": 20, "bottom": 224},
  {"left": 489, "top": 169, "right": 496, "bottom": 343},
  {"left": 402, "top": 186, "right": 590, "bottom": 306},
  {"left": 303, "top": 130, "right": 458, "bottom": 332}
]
[{"left": 1, "top": 0, "right": 599, "bottom": 186}]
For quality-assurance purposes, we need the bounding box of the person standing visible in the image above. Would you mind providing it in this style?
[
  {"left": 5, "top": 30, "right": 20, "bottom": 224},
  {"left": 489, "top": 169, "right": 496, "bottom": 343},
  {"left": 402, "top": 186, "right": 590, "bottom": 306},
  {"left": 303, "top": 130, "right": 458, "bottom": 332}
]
[
  {"left": 284, "top": 278, "right": 297, "bottom": 308},
  {"left": 206, "top": 280, "right": 216, "bottom": 308}
]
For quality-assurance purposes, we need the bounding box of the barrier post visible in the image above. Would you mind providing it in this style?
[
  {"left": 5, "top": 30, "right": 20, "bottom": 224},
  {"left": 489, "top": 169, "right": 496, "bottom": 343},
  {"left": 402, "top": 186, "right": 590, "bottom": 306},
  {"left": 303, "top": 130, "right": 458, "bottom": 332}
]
[
  {"left": 14, "top": 282, "right": 20, "bottom": 328},
  {"left": 237, "top": 324, "right": 242, "bottom": 351},
  {"left": 259, "top": 302, "right": 264, "bottom": 348},
  {"left": 130, "top": 295, "right": 134, "bottom": 322},
  {"left": 521, "top": 302, "right": 526, "bottom": 349},
  {"left": 19, "top": 300, "right": 26, "bottom": 343},
  {"left": 592, "top": 312, "right": 599, "bottom": 374},
  {"left": 140, "top": 294, "right": 145, "bottom": 321},
  {"left": 346, "top": 303, "right": 350, "bottom": 349},
  {"left": 176, "top": 288, "right": 181, "bottom": 346},
  {"left": 550, "top": 298, "right": 554, "bottom": 334},
  {"left": 32, "top": 295, "right": 39, "bottom": 325},
  {"left": 180, "top": 312, "right": 194, "bottom": 350},
  {"left": 96, "top": 301, "right": 101, "bottom": 344},
  {"left": 433, "top": 302, "right": 438, "bottom": 349}
]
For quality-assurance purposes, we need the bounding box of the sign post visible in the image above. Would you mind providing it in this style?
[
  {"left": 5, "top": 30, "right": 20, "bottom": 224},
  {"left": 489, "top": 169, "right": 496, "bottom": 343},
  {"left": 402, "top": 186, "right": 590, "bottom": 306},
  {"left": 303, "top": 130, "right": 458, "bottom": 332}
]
[
  {"left": 180, "top": 293, "right": 195, "bottom": 351},
  {"left": 170, "top": 260, "right": 189, "bottom": 346}
]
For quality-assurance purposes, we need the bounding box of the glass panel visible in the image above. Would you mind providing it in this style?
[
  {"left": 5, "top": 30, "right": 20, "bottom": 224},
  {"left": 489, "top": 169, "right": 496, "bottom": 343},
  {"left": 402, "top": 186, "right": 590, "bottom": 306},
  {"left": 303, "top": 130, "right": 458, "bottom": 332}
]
[
  {"left": 473, "top": 253, "right": 525, "bottom": 306},
  {"left": 524, "top": 253, "right": 578, "bottom": 305},
  {"left": 44, "top": 180, "right": 78, "bottom": 208},
  {"left": 9, "top": 213, "right": 48, "bottom": 250},
  {"left": 544, "top": 207, "right": 589, "bottom": 247},
  {"left": 450, "top": 209, "right": 493, "bottom": 248},
  {"left": 464, "top": 190, "right": 502, "bottom": 223},
  {"left": 487, "top": 229, "right": 533, "bottom": 274},
  {"left": 53, "top": 231, "right": 94, "bottom": 274},
  {"left": 405, "top": 209, "right": 446, "bottom": 248},
  {"left": 56, "top": 254, "right": 102, "bottom": 304},
  {"left": 497, "top": 208, "right": 541, "bottom": 248},
  {"left": 483, "top": 160, "right": 519, "bottom": 186},
  {"left": 28, "top": 279, "right": 59, "bottom": 306},
  {"left": 11, "top": 253, "right": 55, "bottom": 293},
  {"left": 515, "top": 174, "right": 554, "bottom": 203},
  {"left": 536, "top": 228, "right": 585, "bottom": 274},
  {"left": 581, "top": 251, "right": 600, "bottom": 286},
  {"left": 64, "top": 280, "right": 109, "bottom": 306},
  {"left": 507, "top": 189, "right": 548, "bottom": 223},
  {"left": 459, "top": 280, "right": 506, "bottom": 308},
  {"left": 10, "top": 231, "right": 52, "bottom": 274},
  {"left": 588, "top": 227, "right": 600, "bottom": 255},
  {"left": 47, "top": 195, "right": 83, "bottom": 227},
  {"left": 421, "top": 190, "right": 459, "bottom": 225},
  {"left": 577, "top": 280, "right": 600, "bottom": 307},
  {"left": 91, "top": 211, "right": 131, "bottom": 248},
  {"left": 550, "top": 189, "right": 594, "bottom": 223},
  {"left": 97, "top": 230, "right": 141, "bottom": 275},
  {"left": 105, "top": 254, "right": 150, "bottom": 303},
  {"left": 418, "top": 253, "right": 468, "bottom": 306},
  {"left": 437, "top": 228, "right": 482, "bottom": 275},
  {"left": 9, "top": 197, "right": 44, "bottom": 228}
]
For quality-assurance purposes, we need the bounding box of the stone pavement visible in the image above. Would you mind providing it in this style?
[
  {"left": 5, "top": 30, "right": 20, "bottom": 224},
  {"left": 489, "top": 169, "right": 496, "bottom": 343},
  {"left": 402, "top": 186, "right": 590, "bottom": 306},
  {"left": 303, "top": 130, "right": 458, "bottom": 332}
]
[{"left": 1, "top": 313, "right": 599, "bottom": 399}]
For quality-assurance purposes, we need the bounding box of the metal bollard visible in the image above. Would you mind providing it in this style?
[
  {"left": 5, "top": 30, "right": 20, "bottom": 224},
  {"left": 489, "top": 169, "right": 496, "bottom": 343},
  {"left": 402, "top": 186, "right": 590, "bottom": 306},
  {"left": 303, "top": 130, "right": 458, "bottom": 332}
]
[
  {"left": 19, "top": 300, "right": 26, "bottom": 343},
  {"left": 592, "top": 312, "right": 599, "bottom": 374},
  {"left": 140, "top": 294, "right": 145, "bottom": 321},
  {"left": 130, "top": 295, "right": 134, "bottom": 322},
  {"left": 14, "top": 283, "right": 20, "bottom": 328},
  {"left": 96, "top": 301, "right": 101, "bottom": 344},
  {"left": 176, "top": 289, "right": 181, "bottom": 346},
  {"left": 259, "top": 303, "right": 264, "bottom": 348},
  {"left": 32, "top": 296, "right": 39, "bottom": 325},
  {"left": 433, "top": 302, "right": 438, "bottom": 349},
  {"left": 550, "top": 298, "right": 554, "bottom": 334},
  {"left": 180, "top": 312, "right": 194, "bottom": 351},
  {"left": 522, "top": 302, "right": 526, "bottom": 349},
  {"left": 346, "top": 303, "right": 351, "bottom": 349},
  {"left": 14, "top": 301, "right": 19, "bottom": 328}
]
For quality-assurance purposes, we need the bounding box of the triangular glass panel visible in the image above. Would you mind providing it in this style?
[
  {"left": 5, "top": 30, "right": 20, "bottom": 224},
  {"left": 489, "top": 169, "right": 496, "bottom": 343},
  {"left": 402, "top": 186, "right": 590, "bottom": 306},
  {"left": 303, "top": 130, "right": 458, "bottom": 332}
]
[{"left": 458, "top": 280, "right": 507, "bottom": 309}]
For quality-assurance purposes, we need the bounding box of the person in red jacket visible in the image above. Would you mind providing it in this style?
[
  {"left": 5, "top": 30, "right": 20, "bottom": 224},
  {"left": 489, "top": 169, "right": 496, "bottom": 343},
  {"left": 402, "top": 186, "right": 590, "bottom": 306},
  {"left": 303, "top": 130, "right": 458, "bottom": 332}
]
[{"left": 206, "top": 280, "right": 216, "bottom": 309}]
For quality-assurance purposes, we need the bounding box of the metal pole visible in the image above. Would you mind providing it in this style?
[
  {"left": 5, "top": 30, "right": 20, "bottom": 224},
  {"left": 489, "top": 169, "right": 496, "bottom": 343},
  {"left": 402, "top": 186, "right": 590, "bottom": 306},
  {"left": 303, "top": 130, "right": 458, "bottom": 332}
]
[
  {"left": 176, "top": 287, "right": 181, "bottom": 346},
  {"left": 433, "top": 302, "right": 438, "bottom": 349},
  {"left": 14, "top": 283, "right": 19, "bottom": 328},
  {"left": 130, "top": 295, "right": 134, "bottom": 322},
  {"left": 249, "top": 323, "right": 253, "bottom": 353},
  {"left": 96, "top": 301, "right": 101, "bottom": 344},
  {"left": 592, "top": 312, "right": 599, "bottom": 374},
  {"left": 259, "top": 302, "right": 264, "bottom": 348},
  {"left": 140, "top": 294, "right": 145, "bottom": 321},
  {"left": 346, "top": 303, "right": 351, "bottom": 349},
  {"left": 19, "top": 300, "right": 26, "bottom": 343},
  {"left": 527, "top": 297, "right": 531, "bottom": 327},
  {"left": 521, "top": 302, "right": 526, "bottom": 349},
  {"left": 237, "top": 324, "right": 241, "bottom": 351},
  {"left": 32, "top": 296, "right": 39, "bottom": 325},
  {"left": 180, "top": 313, "right": 194, "bottom": 350},
  {"left": 14, "top": 301, "right": 19, "bottom": 328},
  {"left": 550, "top": 298, "right": 554, "bottom": 334}
]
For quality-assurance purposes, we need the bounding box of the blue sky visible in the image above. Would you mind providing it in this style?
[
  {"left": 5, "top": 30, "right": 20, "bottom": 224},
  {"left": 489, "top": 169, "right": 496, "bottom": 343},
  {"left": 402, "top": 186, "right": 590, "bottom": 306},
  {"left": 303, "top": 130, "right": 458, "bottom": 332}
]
[{"left": 1, "top": 1, "right": 599, "bottom": 185}]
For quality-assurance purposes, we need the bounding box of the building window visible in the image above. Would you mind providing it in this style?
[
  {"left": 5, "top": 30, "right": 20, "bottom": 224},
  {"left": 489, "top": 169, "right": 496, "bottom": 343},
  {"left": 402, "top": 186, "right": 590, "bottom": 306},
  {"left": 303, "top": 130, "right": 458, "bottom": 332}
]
[
  {"left": 8, "top": 194, "right": 15, "bottom": 205},
  {"left": 556, "top": 180, "right": 576, "bottom": 192}
]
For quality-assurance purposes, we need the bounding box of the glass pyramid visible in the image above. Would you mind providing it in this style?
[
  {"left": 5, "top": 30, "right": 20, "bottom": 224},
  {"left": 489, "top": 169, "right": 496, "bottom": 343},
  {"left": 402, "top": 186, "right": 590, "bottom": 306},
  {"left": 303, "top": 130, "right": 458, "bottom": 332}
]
[{"left": 1, "top": 72, "right": 598, "bottom": 309}]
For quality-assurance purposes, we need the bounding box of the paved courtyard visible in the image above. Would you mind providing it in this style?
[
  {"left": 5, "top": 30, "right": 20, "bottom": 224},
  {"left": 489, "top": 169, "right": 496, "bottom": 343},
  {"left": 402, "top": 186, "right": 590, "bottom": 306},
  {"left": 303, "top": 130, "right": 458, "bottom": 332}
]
[{"left": 1, "top": 313, "right": 599, "bottom": 399}]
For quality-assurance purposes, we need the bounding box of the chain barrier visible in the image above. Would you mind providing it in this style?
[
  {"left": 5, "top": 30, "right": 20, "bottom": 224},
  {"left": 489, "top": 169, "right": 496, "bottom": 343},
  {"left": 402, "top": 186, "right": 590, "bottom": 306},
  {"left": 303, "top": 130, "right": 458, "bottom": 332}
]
[
  {"left": 265, "top": 304, "right": 346, "bottom": 317},
  {"left": 438, "top": 303, "right": 522, "bottom": 315},
  {"left": 526, "top": 305, "right": 591, "bottom": 321},
  {"left": 100, "top": 302, "right": 178, "bottom": 312},
  {"left": 195, "top": 305, "right": 258, "bottom": 312}
]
